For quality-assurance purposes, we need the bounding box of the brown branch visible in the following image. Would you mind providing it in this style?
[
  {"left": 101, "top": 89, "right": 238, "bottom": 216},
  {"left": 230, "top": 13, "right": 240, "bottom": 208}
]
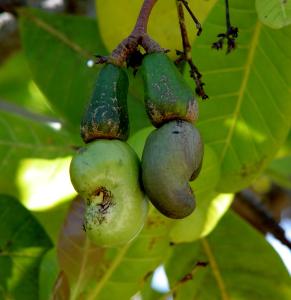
[
  {"left": 232, "top": 189, "right": 291, "bottom": 250},
  {"left": 158, "top": 262, "right": 208, "bottom": 300},
  {"left": 176, "top": 0, "right": 208, "bottom": 99},
  {"left": 179, "top": 0, "right": 202, "bottom": 36},
  {"left": 0, "top": 13, "right": 20, "bottom": 65}
]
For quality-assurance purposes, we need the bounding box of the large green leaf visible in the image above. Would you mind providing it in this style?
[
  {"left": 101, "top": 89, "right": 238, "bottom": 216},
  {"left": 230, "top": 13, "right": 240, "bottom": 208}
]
[
  {"left": 57, "top": 198, "right": 172, "bottom": 300},
  {"left": 0, "top": 110, "right": 75, "bottom": 199},
  {"left": 256, "top": 0, "right": 291, "bottom": 29},
  {"left": 0, "top": 195, "right": 52, "bottom": 300},
  {"left": 164, "top": 212, "right": 291, "bottom": 300},
  {"left": 19, "top": 8, "right": 107, "bottom": 132},
  {"left": 191, "top": 0, "right": 291, "bottom": 192}
]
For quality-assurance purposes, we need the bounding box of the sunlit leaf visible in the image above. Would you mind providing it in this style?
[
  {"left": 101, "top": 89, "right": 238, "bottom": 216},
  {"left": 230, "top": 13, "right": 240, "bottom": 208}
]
[
  {"left": 165, "top": 212, "right": 291, "bottom": 300},
  {"left": 256, "top": 0, "right": 291, "bottom": 29},
  {"left": 190, "top": 0, "right": 291, "bottom": 192},
  {"left": 17, "top": 156, "right": 76, "bottom": 210},
  {"left": 0, "top": 110, "right": 75, "bottom": 200},
  {"left": 0, "top": 195, "right": 52, "bottom": 300}
]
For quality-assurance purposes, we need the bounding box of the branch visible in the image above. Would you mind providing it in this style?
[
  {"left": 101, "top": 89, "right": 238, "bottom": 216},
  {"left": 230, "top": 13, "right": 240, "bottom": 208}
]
[
  {"left": 212, "top": 0, "right": 238, "bottom": 53},
  {"left": 232, "top": 189, "right": 291, "bottom": 250},
  {"left": 158, "top": 262, "right": 208, "bottom": 300},
  {"left": 176, "top": 0, "right": 208, "bottom": 99},
  {"left": 0, "top": 12, "right": 20, "bottom": 65},
  {"left": 179, "top": 0, "right": 202, "bottom": 35}
]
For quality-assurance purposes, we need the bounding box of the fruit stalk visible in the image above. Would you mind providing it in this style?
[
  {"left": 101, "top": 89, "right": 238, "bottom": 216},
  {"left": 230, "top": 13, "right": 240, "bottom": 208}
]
[
  {"left": 108, "top": 0, "right": 162, "bottom": 66},
  {"left": 133, "top": 0, "right": 158, "bottom": 34}
]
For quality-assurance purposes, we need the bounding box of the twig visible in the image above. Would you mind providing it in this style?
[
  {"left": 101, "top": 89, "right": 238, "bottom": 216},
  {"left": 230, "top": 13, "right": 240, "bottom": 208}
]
[
  {"left": 158, "top": 262, "right": 208, "bottom": 300},
  {"left": 176, "top": 0, "right": 208, "bottom": 99},
  {"left": 232, "top": 189, "right": 291, "bottom": 250},
  {"left": 212, "top": 0, "right": 238, "bottom": 53},
  {"left": 179, "top": 0, "right": 202, "bottom": 36}
]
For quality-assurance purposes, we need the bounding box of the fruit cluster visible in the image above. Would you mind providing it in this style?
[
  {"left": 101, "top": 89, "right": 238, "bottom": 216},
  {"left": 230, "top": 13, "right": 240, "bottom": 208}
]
[{"left": 70, "top": 50, "right": 203, "bottom": 247}]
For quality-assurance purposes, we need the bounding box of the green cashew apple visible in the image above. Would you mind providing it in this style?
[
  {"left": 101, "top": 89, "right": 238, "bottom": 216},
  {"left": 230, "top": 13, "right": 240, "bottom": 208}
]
[
  {"left": 81, "top": 63, "right": 129, "bottom": 143},
  {"left": 70, "top": 140, "right": 148, "bottom": 247},
  {"left": 142, "top": 120, "right": 203, "bottom": 219},
  {"left": 141, "top": 52, "right": 199, "bottom": 127}
]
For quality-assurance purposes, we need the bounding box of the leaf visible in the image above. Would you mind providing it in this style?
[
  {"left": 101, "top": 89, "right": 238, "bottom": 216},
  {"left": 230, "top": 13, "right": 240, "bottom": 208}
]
[
  {"left": 33, "top": 200, "right": 71, "bottom": 244},
  {"left": 16, "top": 156, "right": 76, "bottom": 210},
  {"left": 39, "top": 248, "right": 59, "bottom": 300},
  {"left": 256, "top": 0, "right": 291, "bottom": 29},
  {"left": 0, "top": 110, "right": 75, "bottom": 200},
  {"left": 266, "top": 155, "right": 291, "bottom": 188},
  {"left": 0, "top": 52, "right": 55, "bottom": 117},
  {"left": 165, "top": 212, "right": 291, "bottom": 300},
  {"left": 96, "top": 0, "right": 218, "bottom": 56},
  {"left": 191, "top": 0, "right": 291, "bottom": 192},
  {"left": 51, "top": 271, "right": 70, "bottom": 300},
  {"left": 128, "top": 126, "right": 155, "bottom": 159},
  {"left": 19, "top": 8, "right": 107, "bottom": 132},
  {"left": 0, "top": 194, "right": 52, "bottom": 300},
  {"left": 57, "top": 197, "right": 172, "bottom": 300}
]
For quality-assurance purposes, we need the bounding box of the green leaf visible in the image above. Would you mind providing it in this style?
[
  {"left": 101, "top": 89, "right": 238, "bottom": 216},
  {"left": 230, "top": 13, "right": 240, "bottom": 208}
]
[
  {"left": 96, "top": 0, "right": 218, "bottom": 57},
  {"left": 192, "top": 0, "right": 291, "bottom": 192},
  {"left": 39, "top": 248, "right": 59, "bottom": 300},
  {"left": 19, "top": 8, "right": 107, "bottom": 132},
  {"left": 33, "top": 200, "right": 71, "bottom": 243},
  {"left": 165, "top": 212, "right": 291, "bottom": 300},
  {"left": 266, "top": 155, "right": 291, "bottom": 188},
  {"left": 17, "top": 156, "right": 76, "bottom": 210},
  {"left": 256, "top": 0, "right": 291, "bottom": 29},
  {"left": 0, "top": 52, "right": 55, "bottom": 117},
  {"left": 128, "top": 126, "right": 155, "bottom": 159},
  {"left": 0, "top": 110, "right": 75, "bottom": 200},
  {"left": 0, "top": 194, "right": 52, "bottom": 300},
  {"left": 57, "top": 198, "right": 172, "bottom": 300}
]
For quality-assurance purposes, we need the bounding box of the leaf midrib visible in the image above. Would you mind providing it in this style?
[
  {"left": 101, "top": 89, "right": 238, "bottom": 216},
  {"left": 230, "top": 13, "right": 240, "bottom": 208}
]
[
  {"left": 220, "top": 21, "right": 262, "bottom": 163},
  {"left": 20, "top": 9, "right": 91, "bottom": 59},
  {"left": 201, "top": 238, "right": 230, "bottom": 300},
  {"left": 87, "top": 244, "right": 130, "bottom": 300}
]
